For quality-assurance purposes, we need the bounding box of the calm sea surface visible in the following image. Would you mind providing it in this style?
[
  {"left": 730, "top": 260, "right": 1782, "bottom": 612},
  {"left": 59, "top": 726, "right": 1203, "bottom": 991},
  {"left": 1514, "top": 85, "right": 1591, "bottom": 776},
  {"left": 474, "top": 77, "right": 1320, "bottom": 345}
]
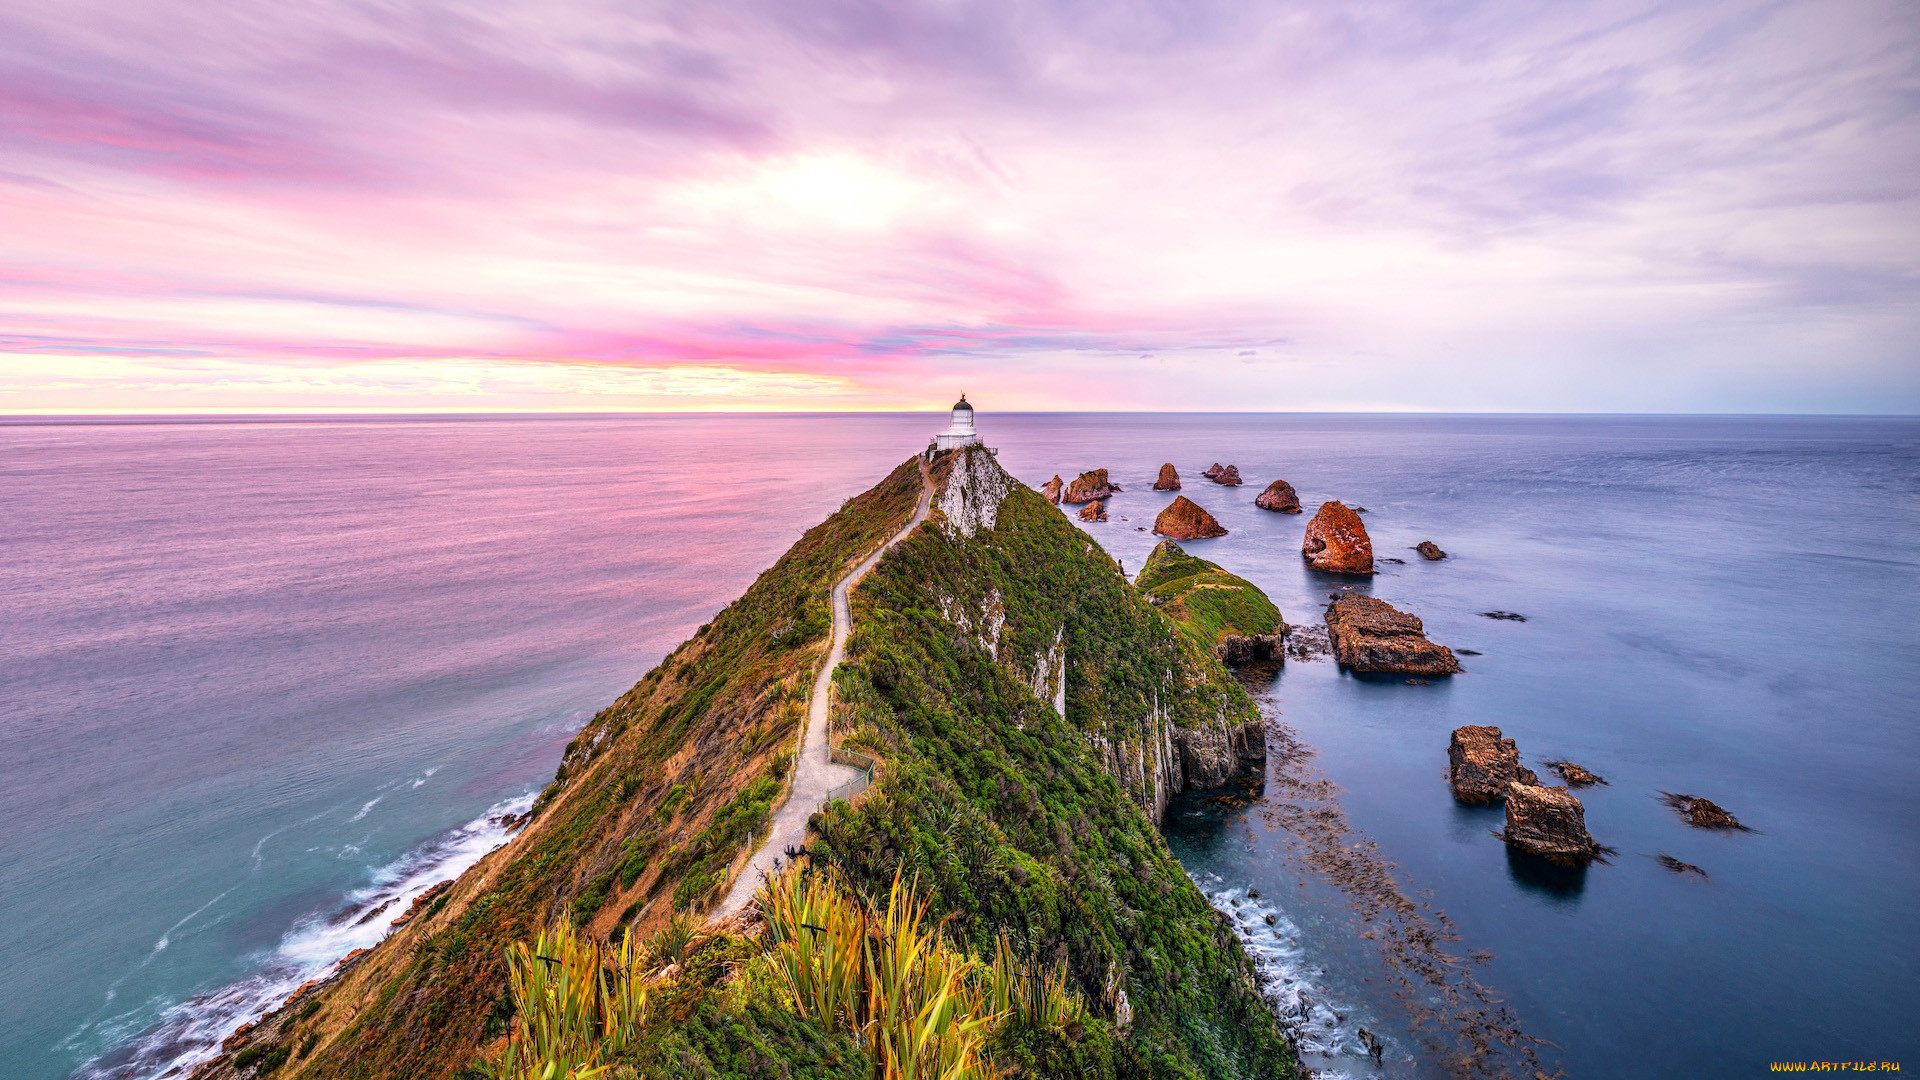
[{"left": 1, "top": 414, "right": 1914, "bottom": 1079}]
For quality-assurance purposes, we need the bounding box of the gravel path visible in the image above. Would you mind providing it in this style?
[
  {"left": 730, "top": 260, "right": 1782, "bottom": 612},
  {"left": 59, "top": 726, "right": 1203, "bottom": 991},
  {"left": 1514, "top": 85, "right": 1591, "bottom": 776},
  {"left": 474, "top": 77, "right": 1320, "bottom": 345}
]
[{"left": 714, "top": 457, "right": 933, "bottom": 917}]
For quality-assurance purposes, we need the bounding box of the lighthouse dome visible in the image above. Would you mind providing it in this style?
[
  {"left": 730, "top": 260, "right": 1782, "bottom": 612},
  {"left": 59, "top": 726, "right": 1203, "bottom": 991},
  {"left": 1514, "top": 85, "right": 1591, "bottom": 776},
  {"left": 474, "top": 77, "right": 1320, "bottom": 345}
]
[{"left": 952, "top": 395, "right": 973, "bottom": 414}]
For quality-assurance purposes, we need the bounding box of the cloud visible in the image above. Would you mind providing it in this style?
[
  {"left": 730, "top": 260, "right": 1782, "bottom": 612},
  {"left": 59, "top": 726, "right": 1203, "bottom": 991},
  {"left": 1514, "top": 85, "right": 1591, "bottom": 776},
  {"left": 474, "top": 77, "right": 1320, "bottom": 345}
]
[{"left": 0, "top": 0, "right": 1915, "bottom": 412}]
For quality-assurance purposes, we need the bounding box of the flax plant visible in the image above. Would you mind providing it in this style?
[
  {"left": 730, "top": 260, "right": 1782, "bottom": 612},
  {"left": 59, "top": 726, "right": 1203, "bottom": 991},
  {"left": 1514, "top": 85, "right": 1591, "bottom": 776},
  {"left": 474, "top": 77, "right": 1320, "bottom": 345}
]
[
  {"left": 496, "top": 916, "right": 650, "bottom": 1080},
  {"left": 761, "top": 868, "right": 1090, "bottom": 1080}
]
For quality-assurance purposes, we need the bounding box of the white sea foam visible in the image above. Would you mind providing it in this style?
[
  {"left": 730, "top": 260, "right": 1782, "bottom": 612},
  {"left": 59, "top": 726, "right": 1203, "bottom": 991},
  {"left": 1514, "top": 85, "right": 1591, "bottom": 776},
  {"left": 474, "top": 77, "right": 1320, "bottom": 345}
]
[
  {"left": 1191, "top": 872, "right": 1397, "bottom": 1079},
  {"left": 70, "top": 791, "right": 534, "bottom": 1080}
]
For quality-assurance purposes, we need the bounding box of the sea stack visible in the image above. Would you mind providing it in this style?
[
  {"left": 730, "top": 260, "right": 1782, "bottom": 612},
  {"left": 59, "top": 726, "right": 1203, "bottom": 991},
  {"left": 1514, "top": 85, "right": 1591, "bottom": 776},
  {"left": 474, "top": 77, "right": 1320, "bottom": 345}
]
[
  {"left": 1153, "top": 496, "right": 1228, "bottom": 539},
  {"left": 1415, "top": 541, "right": 1447, "bottom": 560},
  {"left": 1154, "top": 463, "right": 1182, "bottom": 490},
  {"left": 1211, "top": 464, "right": 1243, "bottom": 486},
  {"left": 1448, "top": 726, "right": 1537, "bottom": 803},
  {"left": 1254, "top": 479, "right": 1302, "bottom": 513},
  {"left": 1324, "top": 594, "right": 1460, "bottom": 674},
  {"left": 1203, "top": 463, "right": 1225, "bottom": 479},
  {"left": 1040, "top": 475, "right": 1063, "bottom": 505},
  {"left": 1079, "top": 500, "right": 1107, "bottom": 522},
  {"left": 1063, "top": 469, "right": 1119, "bottom": 504},
  {"left": 1502, "top": 783, "right": 1602, "bottom": 862},
  {"left": 1302, "top": 500, "right": 1374, "bottom": 573}
]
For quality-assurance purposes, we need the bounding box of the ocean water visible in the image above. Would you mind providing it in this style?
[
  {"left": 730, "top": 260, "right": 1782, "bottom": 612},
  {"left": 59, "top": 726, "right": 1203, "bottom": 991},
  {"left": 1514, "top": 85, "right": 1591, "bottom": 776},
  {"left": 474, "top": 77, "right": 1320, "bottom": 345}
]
[{"left": 1, "top": 414, "right": 1914, "bottom": 1079}]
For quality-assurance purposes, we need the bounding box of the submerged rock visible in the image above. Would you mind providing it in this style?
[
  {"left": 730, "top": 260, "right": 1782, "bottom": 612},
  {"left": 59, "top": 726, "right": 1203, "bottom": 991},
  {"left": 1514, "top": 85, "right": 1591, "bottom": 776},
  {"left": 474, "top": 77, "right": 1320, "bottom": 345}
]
[
  {"left": 1154, "top": 463, "right": 1182, "bottom": 490},
  {"left": 1501, "top": 783, "right": 1603, "bottom": 862},
  {"left": 1254, "top": 478, "right": 1302, "bottom": 513},
  {"left": 1415, "top": 541, "right": 1447, "bottom": 560},
  {"left": 1448, "top": 726, "right": 1537, "bottom": 803},
  {"left": 1063, "top": 468, "right": 1119, "bottom": 504},
  {"left": 1040, "top": 475, "right": 1063, "bottom": 504},
  {"left": 1545, "top": 760, "right": 1606, "bottom": 787},
  {"left": 1661, "top": 793, "right": 1748, "bottom": 830},
  {"left": 1479, "top": 610, "right": 1526, "bottom": 622},
  {"left": 1211, "top": 464, "right": 1243, "bottom": 486},
  {"left": 1080, "top": 500, "right": 1107, "bottom": 522},
  {"left": 1657, "top": 853, "right": 1707, "bottom": 877},
  {"left": 1324, "top": 594, "right": 1460, "bottom": 674},
  {"left": 1302, "top": 501, "right": 1374, "bottom": 573},
  {"left": 1153, "top": 496, "right": 1229, "bottom": 539}
]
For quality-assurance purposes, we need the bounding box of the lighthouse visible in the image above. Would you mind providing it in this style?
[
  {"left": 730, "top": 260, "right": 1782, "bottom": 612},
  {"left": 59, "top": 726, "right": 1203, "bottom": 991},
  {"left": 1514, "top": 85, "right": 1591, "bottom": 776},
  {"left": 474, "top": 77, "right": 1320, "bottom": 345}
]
[{"left": 933, "top": 394, "right": 986, "bottom": 451}]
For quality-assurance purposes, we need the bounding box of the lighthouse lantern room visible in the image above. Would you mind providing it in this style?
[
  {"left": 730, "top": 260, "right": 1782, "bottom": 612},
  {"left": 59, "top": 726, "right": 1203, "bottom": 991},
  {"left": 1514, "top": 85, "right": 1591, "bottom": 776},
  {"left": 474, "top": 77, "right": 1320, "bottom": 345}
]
[{"left": 934, "top": 394, "right": 987, "bottom": 452}]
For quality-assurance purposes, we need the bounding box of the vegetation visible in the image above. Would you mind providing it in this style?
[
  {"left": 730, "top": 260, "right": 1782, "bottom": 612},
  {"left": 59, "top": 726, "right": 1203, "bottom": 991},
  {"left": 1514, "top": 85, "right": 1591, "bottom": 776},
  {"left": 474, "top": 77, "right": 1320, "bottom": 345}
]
[
  {"left": 228, "top": 449, "right": 1292, "bottom": 1080},
  {"left": 1133, "top": 540, "right": 1283, "bottom": 654}
]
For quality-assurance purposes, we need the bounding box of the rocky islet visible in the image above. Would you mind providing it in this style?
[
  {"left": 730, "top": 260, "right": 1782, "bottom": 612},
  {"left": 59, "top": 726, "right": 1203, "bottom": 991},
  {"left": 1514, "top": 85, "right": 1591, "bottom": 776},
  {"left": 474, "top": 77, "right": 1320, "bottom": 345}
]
[
  {"left": 1153, "top": 463, "right": 1181, "bottom": 490},
  {"left": 1448, "top": 725, "right": 1537, "bottom": 803},
  {"left": 1153, "top": 495, "right": 1229, "bottom": 539},
  {"left": 1302, "top": 500, "right": 1374, "bottom": 573},
  {"left": 1254, "top": 478, "right": 1302, "bottom": 513},
  {"left": 1323, "top": 594, "right": 1460, "bottom": 675}
]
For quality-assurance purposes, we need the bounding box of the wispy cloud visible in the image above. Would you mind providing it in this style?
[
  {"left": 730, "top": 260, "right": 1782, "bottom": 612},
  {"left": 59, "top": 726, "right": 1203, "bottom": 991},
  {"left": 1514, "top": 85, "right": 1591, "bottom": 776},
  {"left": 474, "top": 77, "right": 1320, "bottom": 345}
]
[{"left": 1, "top": 0, "right": 1914, "bottom": 412}]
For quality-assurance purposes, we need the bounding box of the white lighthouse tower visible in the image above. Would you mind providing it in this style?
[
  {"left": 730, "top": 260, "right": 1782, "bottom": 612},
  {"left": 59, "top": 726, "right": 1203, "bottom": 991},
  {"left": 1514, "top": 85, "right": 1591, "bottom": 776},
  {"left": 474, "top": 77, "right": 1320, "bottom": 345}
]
[{"left": 933, "top": 394, "right": 986, "bottom": 451}]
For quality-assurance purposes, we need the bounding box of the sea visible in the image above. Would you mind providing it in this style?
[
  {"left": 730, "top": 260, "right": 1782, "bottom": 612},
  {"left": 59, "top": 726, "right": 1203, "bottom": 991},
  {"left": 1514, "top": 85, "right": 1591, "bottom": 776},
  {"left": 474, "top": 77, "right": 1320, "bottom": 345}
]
[{"left": 1, "top": 413, "right": 1914, "bottom": 1079}]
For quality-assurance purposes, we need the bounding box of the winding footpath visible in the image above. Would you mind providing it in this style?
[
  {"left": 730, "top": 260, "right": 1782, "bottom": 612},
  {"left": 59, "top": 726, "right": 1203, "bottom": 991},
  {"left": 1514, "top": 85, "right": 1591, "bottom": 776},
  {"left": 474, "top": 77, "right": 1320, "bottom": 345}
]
[{"left": 716, "top": 457, "right": 934, "bottom": 917}]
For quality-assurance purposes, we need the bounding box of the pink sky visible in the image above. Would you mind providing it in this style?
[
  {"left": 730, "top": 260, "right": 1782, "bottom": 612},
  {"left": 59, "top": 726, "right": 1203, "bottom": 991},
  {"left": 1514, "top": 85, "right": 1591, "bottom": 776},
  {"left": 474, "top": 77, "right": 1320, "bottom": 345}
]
[{"left": 2, "top": 0, "right": 1916, "bottom": 413}]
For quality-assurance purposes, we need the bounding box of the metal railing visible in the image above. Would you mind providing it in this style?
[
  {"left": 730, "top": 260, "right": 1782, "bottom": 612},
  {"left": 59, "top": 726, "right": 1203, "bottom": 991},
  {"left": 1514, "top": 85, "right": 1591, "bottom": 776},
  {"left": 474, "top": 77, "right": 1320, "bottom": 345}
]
[{"left": 825, "top": 746, "right": 877, "bottom": 802}]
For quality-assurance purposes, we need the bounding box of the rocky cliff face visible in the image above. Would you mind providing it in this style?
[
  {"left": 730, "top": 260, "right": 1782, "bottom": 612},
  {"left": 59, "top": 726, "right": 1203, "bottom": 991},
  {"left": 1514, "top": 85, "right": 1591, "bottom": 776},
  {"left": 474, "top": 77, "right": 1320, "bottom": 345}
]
[
  {"left": 1153, "top": 463, "right": 1181, "bottom": 490},
  {"left": 1302, "top": 500, "right": 1374, "bottom": 573},
  {"left": 1254, "top": 478, "right": 1301, "bottom": 513},
  {"left": 1040, "top": 474, "right": 1063, "bottom": 504}
]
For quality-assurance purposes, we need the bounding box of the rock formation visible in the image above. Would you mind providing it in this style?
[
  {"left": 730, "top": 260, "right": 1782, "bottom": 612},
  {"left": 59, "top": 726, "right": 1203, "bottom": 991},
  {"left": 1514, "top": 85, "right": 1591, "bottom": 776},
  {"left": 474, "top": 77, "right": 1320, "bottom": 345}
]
[
  {"left": 1211, "top": 464, "right": 1243, "bottom": 486},
  {"left": 1063, "top": 468, "right": 1119, "bottom": 504},
  {"left": 1136, "top": 539, "right": 1285, "bottom": 666},
  {"left": 1448, "top": 726, "right": 1537, "bottom": 803},
  {"left": 1324, "top": 594, "right": 1460, "bottom": 674},
  {"left": 1153, "top": 496, "right": 1228, "bottom": 539},
  {"left": 1254, "top": 478, "right": 1301, "bottom": 513},
  {"left": 1545, "top": 760, "right": 1605, "bottom": 787},
  {"left": 1154, "top": 463, "right": 1181, "bottom": 490},
  {"left": 1040, "top": 475, "right": 1062, "bottom": 504},
  {"left": 1202, "top": 463, "right": 1225, "bottom": 479},
  {"left": 1662, "top": 793, "right": 1747, "bottom": 830},
  {"left": 1501, "top": 783, "right": 1602, "bottom": 862},
  {"left": 1079, "top": 500, "right": 1107, "bottom": 522},
  {"left": 1302, "top": 501, "right": 1374, "bottom": 573},
  {"left": 1415, "top": 541, "right": 1446, "bottom": 560}
]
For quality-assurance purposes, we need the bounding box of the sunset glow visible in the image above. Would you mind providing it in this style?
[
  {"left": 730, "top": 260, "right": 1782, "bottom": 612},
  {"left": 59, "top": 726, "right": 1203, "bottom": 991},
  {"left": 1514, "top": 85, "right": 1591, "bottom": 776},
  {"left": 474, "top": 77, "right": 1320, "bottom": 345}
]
[{"left": 2, "top": 0, "right": 1915, "bottom": 413}]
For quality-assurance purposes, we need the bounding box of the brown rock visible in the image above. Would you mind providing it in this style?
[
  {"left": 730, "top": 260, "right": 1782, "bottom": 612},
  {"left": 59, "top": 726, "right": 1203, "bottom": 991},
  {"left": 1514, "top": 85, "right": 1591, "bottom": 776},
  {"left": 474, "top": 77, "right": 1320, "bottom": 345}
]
[
  {"left": 1202, "top": 463, "right": 1224, "bottom": 479},
  {"left": 1661, "top": 793, "right": 1748, "bottom": 830},
  {"left": 1063, "top": 468, "right": 1119, "bottom": 504},
  {"left": 221, "top": 1022, "right": 256, "bottom": 1052},
  {"left": 1501, "top": 783, "right": 1602, "bottom": 862},
  {"left": 389, "top": 879, "right": 454, "bottom": 930},
  {"left": 1217, "top": 633, "right": 1284, "bottom": 664},
  {"left": 1544, "top": 760, "right": 1606, "bottom": 787},
  {"left": 1254, "top": 478, "right": 1301, "bottom": 513},
  {"left": 1152, "top": 496, "right": 1228, "bottom": 539},
  {"left": 1302, "top": 501, "right": 1374, "bottom": 573},
  {"left": 1153, "top": 463, "right": 1181, "bottom": 490},
  {"left": 1448, "top": 726, "right": 1538, "bottom": 803},
  {"left": 1415, "top": 541, "right": 1446, "bottom": 560},
  {"left": 1040, "top": 475, "right": 1062, "bottom": 504},
  {"left": 1211, "top": 464, "right": 1243, "bottom": 486},
  {"left": 1324, "top": 594, "right": 1460, "bottom": 674},
  {"left": 284, "top": 978, "right": 323, "bottom": 1007},
  {"left": 336, "top": 947, "right": 372, "bottom": 971},
  {"left": 1079, "top": 500, "right": 1107, "bottom": 522}
]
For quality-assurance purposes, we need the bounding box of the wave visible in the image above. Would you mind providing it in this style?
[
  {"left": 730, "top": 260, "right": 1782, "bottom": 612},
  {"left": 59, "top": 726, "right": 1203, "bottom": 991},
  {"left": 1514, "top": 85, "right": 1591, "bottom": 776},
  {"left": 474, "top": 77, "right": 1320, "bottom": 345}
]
[
  {"left": 1191, "top": 873, "right": 1393, "bottom": 1078},
  {"left": 70, "top": 791, "right": 534, "bottom": 1080}
]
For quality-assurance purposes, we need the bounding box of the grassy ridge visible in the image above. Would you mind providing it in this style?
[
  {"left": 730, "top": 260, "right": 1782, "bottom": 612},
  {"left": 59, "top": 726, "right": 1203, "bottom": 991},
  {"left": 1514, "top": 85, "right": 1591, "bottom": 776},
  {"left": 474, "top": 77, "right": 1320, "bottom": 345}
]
[
  {"left": 809, "top": 451, "right": 1293, "bottom": 1078},
  {"left": 222, "top": 451, "right": 1294, "bottom": 1080},
  {"left": 1133, "top": 540, "right": 1284, "bottom": 655},
  {"left": 263, "top": 458, "right": 925, "bottom": 1079}
]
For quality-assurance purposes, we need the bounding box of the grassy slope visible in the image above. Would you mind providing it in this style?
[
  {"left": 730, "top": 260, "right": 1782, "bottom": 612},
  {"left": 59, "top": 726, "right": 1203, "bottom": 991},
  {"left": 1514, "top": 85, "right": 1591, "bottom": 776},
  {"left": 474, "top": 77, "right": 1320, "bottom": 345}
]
[
  {"left": 268, "top": 458, "right": 925, "bottom": 1080},
  {"left": 813, "top": 451, "right": 1294, "bottom": 1078},
  {"left": 1133, "top": 541, "right": 1284, "bottom": 654},
  {"left": 237, "top": 451, "right": 1294, "bottom": 1080}
]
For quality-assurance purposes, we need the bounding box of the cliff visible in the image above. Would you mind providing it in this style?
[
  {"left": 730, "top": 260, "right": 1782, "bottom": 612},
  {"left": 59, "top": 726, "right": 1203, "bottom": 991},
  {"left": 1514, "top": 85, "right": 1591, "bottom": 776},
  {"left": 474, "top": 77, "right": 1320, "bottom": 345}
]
[{"left": 196, "top": 447, "right": 1296, "bottom": 1080}]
